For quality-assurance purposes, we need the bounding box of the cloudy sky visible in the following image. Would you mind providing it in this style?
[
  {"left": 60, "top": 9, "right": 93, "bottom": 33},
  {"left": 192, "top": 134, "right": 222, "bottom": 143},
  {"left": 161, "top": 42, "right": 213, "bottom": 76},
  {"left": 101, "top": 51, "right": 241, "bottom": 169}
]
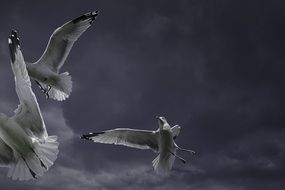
[{"left": 0, "top": 0, "right": 285, "bottom": 189}]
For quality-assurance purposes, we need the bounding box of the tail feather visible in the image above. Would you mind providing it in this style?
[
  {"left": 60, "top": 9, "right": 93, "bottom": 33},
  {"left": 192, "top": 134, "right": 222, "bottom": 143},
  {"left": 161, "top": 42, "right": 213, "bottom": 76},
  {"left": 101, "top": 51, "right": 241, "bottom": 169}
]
[
  {"left": 34, "top": 135, "right": 59, "bottom": 168},
  {"left": 47, "top": 87, "right": 68, "bottom": 101},
  {"left": 58, "top": 72, "right": 72, "bottom": 96},
  {"left": 25, "top": 152, "right": 45, "bottom": 177},
  {"left": 37, "top": 72, "right": 72, "bottom": 101},
  {"left": 152, "top": 155, "right": 160, "bottom": 171},
  {"left": 8, "top": 157, "right": 34, "bottom": 181},
  {"left": 16, "top": 159, "right": 28, "bottom": 180},
  {"left": 152, "top": 152, "right": 176, "bottom": 175},
  {"left": 7, "top": 136, "right": 59, "bottom": 181},
  {"left": 50, "top": 72, "right": 72, "bottom": 101}
]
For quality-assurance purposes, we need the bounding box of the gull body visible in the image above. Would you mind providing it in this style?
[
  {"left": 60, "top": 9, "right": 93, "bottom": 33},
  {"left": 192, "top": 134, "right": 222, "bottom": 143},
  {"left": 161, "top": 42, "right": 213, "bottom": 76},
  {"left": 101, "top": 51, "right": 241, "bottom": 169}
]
[
  {"left": 0, "top": 117, "right": 34, "bottom": 155},
  {"left": 155, "top": 118, "right": 177, "bottom": 173},
  {"left": 81, "top": 117, "right": 195, "bottom": 175},
  {"left": 0, "top": 31, "right": 59, "bottom": 181},
  {"left": 26, "top": 11, "right": 99, "bottom": 101}
]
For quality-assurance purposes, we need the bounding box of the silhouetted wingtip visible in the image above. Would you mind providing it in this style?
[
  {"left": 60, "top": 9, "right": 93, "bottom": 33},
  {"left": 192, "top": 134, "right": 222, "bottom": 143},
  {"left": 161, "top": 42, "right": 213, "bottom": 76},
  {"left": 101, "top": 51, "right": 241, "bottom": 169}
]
[
  {"left": 72, "top": 10, "right": 99, "bottom": 24},
  {"left": 80, "top": 132, "right": 104, "bottom": 140},
  {"left": 92, "top": 10, "right": 99, "bottom": 17},
  {"left": 8, "top": 30, "right": 21, "bottom": 63},
  {"left": 80, "top": 134, "right": 91, "bottom": 140},
  {"left": 11, "top": 30, "right": 20, "bottom": 45}
]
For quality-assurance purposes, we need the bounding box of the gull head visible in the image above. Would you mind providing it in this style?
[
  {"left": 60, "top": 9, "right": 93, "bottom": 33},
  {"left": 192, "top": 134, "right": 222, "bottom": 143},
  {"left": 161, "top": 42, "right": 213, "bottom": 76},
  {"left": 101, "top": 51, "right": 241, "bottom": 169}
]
[{"left": 156, "top": 116, "right": 167, "bottom": 129}]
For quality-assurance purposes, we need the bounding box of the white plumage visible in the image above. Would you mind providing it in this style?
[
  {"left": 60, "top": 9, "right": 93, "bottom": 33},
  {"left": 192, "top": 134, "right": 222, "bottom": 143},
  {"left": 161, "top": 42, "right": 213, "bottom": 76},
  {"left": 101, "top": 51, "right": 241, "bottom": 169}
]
[
  {"left": 27, "top": 11, "right": 99, "bottom": 101},
  {"left": 0, "top": 31, "right": 59, "bottom": 181},
  {"left": 81, "top": 117, "right": 195, "bottom": 175}
]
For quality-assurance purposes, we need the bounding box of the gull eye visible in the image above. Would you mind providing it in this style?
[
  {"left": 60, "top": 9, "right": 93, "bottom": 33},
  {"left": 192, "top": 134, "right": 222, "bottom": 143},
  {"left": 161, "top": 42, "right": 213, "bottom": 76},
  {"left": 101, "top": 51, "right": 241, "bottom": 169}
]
[{"left": 43, "top": 78, "right": 48, "bottom": 82}]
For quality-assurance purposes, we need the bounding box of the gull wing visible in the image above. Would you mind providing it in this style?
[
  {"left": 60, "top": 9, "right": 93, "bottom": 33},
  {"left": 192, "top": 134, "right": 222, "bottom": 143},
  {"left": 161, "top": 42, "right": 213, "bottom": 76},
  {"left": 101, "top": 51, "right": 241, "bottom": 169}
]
[
  {"left": 171, "top": 125, "right": 180, "bottom": 139},
  {"left": 9, "top": 31, "right": 48, "bottom": 139},
  {"left": 0, "top": 138, "right": 14, "bottom": 167},
  {"left": 81, "top": 128, "right": 159, "bottom": 152},
  {"left": 34, "top": 11, "right": 99, "bottom": 72}
]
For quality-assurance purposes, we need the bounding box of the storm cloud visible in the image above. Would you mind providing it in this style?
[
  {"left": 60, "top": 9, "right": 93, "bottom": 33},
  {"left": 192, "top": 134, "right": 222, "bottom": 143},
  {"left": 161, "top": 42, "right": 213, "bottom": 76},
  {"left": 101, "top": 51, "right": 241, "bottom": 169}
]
[{"left": 0, "top": 0, "right": 285, "bottom": 189}]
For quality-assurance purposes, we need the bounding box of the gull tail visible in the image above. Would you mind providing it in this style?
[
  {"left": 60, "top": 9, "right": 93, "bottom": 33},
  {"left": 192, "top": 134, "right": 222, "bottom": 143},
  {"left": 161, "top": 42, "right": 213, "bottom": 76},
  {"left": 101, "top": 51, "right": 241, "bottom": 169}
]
[
  {"left": 38, "top": 72, "right": 72, "bottom": 101},
  {"left": 7, "top": 136, "right": 59, "bottom": 181},
  {"left": 52, "top": 72, "right": 72, "bottom": 101},
  {"left": 152, "top": 152, "right": 176, "bottom": 175},
  {"left": 58, "top": 72, "right": 72, "bottom": 96}
]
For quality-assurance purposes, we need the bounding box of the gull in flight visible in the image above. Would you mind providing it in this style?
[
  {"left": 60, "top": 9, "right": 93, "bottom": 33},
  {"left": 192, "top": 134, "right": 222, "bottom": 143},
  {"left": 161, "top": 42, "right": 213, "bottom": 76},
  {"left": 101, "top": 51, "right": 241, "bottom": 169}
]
[
  {"left": 27, "top": 11, "right": 99, "bottom": 101},
  {"left": 0, "top": 31, "right": 59, "bottom": 181},
  {"left": 81, "top": 116, "right": 195, "bottom": 175}
]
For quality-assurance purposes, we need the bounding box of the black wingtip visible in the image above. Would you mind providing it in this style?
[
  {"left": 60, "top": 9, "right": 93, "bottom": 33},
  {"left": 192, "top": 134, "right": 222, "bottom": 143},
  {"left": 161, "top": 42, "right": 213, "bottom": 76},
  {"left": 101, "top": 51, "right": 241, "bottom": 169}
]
[
  {"left": 11, "top": 30, "right": 20, "bottom": 45},
  {"left": 92, "top": 10, "right": 99, "bottom": 17},
  {"left": 80, "top": 132, "right": 104, "bottom": 140},
  {"left": 8, "top": 29, "right": 20, "bottom": 63},
  {"left": 80, "top": 134, "right": 91, "bottom": 140},
  {"left": 72, "top": 10, "right": 99, "bottom": 24}
]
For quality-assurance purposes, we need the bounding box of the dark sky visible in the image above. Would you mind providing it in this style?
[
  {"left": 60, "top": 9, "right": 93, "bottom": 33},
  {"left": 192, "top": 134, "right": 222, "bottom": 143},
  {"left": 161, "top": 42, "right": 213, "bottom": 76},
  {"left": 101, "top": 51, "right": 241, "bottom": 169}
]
[{"left": 0, "top": 0, "right": 285, "bottom": 189}]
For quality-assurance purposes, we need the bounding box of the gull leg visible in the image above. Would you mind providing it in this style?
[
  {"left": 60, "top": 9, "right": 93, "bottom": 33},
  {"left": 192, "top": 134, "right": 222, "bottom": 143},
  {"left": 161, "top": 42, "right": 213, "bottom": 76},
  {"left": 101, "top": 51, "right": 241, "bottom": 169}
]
[
  {"left": 45, "top": 91, "right": 50, "bottom": 99},
  {"left": 177, "top": 147, "right": 196, "bottom": 155},
  {"left": 45, "top": 85, "right": 51, "bottom": 99},
  {"left": 174, "top": 142, "right": 195, "bottom": 155},
  {"left": 35, "top": 80, "right": 45, "bottom": 92},
  {"left": 46, "top": 85, "right": 51, "bottom": 93},
  {"left": 35, "top": 80, "right": 51, "bottom": 99},
  {"left": 169, "top": 151, "right": 186, "bottom": 164}
]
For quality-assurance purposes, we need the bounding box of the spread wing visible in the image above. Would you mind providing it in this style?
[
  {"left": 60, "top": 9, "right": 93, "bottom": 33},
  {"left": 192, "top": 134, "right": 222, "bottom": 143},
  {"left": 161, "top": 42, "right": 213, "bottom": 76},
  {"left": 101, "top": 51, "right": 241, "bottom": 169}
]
[
  {"left": 81, "top": 128, "right": 159, "bottom": 152},
  {"left": 9, "top": 30, "right": 48, "bottom": 139},
  {"left": 34, "top": 11, "right": 99, "bottom": 72},
  {"left": 0, "top": 138, "right": 14, "bottom": 167}
]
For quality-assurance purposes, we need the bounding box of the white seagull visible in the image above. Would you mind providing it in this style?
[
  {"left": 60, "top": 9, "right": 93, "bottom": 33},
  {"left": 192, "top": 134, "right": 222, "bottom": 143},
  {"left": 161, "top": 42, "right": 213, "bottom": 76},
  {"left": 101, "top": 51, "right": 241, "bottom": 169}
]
[
  {"left": 81, "top": 116, "right": 195, "bottom": 175},
  {"left": 0, "top": 31, "right": 59, "bottom": 181},
  {"left": 27, "top": 11, "right": 99, "bottom": 101}
]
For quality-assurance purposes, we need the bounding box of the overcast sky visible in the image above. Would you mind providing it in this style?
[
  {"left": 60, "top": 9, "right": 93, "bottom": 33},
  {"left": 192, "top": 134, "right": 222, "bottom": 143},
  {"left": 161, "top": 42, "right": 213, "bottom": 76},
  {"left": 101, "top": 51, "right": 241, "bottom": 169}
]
[{"left": 0, "top": 0, "right": 285, "bottom": 189}]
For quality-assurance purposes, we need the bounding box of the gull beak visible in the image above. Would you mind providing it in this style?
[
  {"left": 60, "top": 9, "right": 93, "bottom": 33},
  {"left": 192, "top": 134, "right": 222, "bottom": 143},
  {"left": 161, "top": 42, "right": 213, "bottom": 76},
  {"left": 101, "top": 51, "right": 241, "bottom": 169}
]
[
  {"left": 156, "top": 116, "right": 165, "bottom": 128},
  {"left": 156, "top": 116, "right": 163, "bottom": 121}
]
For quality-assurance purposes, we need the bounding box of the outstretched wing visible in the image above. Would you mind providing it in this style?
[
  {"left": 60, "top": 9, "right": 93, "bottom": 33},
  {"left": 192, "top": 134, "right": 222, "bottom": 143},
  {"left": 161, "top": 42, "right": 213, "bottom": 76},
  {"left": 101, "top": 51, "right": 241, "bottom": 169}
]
[
  {"left": 81, "top": 128, "right": 159, "bottom": 151},
  {"left": 0, "top": 138, "right": 14, "bottom": 167},
  {"left": 9, "top": 30, "right": 48, "bottom": 139},
  {"left": 34, "top": 11, "right": 99, "bottom": 72}
]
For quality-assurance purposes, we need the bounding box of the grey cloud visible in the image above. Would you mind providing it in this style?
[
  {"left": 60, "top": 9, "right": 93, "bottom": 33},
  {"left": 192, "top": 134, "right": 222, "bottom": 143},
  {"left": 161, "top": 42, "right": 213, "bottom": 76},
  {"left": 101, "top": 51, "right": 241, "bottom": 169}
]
[
  {"left": 42, "top": 105, "right": 75, "bottom": 145},
  {"left": 33, "top": 164, "right": 160, "bottom": 190},
  {"left": 0, "top": 40, "right": 8, "bottom": 56},
  {"left": 0, "top": 0, "right": 285, "bottom": 190},
  {"left": 33, "top": 162, "right": 205, "bottom": 190},
  {"left": 141, "top": 14, "right": 170, "bottom": 38}
]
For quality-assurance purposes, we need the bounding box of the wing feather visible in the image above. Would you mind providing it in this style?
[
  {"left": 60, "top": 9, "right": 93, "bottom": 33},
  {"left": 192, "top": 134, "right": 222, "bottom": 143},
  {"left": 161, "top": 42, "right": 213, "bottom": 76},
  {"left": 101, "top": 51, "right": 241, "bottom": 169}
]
[
  {"left": 81, "top": 128, "right": 159, "bottom": 151},
  {"left": 9, "top": 31, "right": 47, "bottom": 139},
  {"left": 34, "top": 11, "right": 98, "bottom": 72}
]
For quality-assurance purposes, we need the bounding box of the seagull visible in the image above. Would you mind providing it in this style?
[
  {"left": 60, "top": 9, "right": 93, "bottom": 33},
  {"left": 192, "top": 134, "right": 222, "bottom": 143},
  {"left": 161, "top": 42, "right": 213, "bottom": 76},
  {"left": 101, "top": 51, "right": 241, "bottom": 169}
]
[
  {"left": 0, "top": 30, "right": 59, "bottom": 181},
  {"left": 81, "top": 116, "right": 195, "bottom": 175},
  {"left": 26, "top": 11, "right": 99, "bottom": 101}
]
